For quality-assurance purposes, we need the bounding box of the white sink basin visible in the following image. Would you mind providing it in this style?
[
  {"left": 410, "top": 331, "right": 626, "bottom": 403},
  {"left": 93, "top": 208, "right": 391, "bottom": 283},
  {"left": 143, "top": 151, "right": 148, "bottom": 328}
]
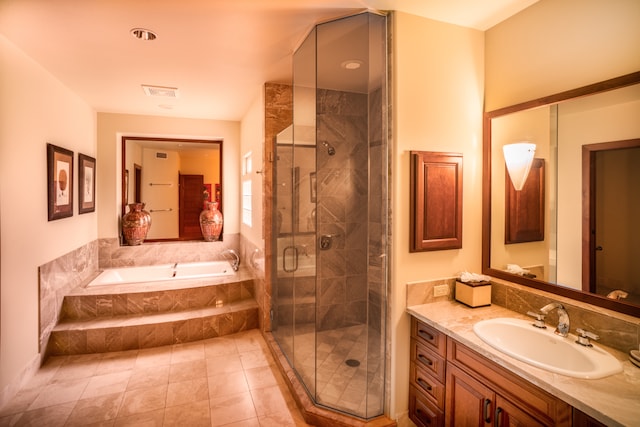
[{"left": 473, "top": 317, "right": 622, "bottom": 379}]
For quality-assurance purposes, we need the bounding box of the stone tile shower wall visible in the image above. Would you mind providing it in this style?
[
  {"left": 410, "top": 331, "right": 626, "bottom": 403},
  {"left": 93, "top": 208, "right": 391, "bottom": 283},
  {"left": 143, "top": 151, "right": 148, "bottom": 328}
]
[
  {"left": 264, "top": 82, "right": 294, "bottom": 332},
  {"left": 367, "top": 86, "right": 387, "bottom": 337},
  {"left": 316, "top": 89, "right": 369, "bottom": 331}
]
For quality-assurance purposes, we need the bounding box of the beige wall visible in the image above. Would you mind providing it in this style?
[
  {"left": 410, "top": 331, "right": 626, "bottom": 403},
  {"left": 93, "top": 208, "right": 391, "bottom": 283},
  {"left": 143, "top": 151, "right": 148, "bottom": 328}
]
[
  {"left": 557, "top": 93, "right": 640, "bottom": 289},
  {"left": 390, "top": 12, "right": 485, "bottom": 423},
  {"left": 485, "top": 0, "right": 640, "bottom": 111},
  {"left": 180, "top": 148, "right": 221, "bottom": 187},
  {"left": 0, "top": 35, "right": 97, "bottom": 399},
  {"left": 97, "top": 113, "right": 241, "bottom": 240},
  {"left": 239, "top": 90, "right": 265, "bottom": 249}
]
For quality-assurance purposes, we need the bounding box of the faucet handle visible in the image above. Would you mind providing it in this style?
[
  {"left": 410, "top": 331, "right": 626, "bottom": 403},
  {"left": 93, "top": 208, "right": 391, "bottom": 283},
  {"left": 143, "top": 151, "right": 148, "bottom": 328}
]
[
  {"left": 575, "top": 328, "right": 599, "bottom": 347},
  {"left": 526, "top": 311, "right": 547, "bottom": 329}
]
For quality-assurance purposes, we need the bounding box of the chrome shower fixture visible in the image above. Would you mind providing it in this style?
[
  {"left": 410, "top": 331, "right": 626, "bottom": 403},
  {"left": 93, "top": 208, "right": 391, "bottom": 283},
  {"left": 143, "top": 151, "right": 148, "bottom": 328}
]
[{"left": 321, "top": 141, "right": 336, "bottom": 156}]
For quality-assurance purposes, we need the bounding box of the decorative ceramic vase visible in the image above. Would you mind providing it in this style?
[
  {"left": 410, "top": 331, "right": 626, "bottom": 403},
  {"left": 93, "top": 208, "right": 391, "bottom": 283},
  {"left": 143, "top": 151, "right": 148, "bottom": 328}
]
[
  {"left": 122, "top": 203, "right": 152, "bottom": 245},
  {"left": 200, "top": 201, "right": 223, "bottom": 242}
]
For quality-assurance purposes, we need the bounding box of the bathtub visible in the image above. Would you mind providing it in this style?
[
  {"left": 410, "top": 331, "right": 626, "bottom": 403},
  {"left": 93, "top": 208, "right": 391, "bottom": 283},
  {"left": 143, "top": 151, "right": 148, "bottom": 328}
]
[{"left": 87, "top": 261, "right": 235, "bottom": 287}]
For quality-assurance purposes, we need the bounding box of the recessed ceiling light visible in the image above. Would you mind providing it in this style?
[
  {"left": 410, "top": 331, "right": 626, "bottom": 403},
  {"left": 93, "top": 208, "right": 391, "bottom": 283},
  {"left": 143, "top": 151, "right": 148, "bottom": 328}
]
[
  {"left": 341, "top": 60, "right": 363, "bottom": 70},
  {"left": 130, "top": 28, "right": 157, "bottom": 41}
]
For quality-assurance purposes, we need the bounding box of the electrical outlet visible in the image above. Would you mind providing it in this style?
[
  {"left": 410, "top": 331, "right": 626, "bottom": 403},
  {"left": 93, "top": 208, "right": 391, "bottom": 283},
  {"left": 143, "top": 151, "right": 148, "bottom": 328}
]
[{"left": 433, "top": 285, "right": 449, "bottom": 297}]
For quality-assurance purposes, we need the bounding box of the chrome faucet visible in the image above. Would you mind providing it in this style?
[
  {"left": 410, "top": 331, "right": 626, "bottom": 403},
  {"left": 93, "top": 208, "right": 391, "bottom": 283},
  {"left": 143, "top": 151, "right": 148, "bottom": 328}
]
[
  {"left": 539, "top": 302, "right": 570, "bottom": 337},
  {"left": 222, "top": 249, "right": 240, "bottom": 271}
]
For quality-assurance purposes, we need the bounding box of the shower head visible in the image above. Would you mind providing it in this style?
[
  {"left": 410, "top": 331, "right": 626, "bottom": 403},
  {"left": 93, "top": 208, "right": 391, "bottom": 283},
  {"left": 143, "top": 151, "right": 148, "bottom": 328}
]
[{"left": 322, "top": 141, "right": 336, "bottom": 156}]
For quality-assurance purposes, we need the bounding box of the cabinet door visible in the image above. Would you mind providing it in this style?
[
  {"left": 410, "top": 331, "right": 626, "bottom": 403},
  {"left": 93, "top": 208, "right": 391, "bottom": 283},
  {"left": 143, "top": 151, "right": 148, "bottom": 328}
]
[
  {"left": 446, "top": 363, "right": 494, "bottom": 427},
  {"left": 409, "top": 151, "right": 463, "bottom": 251},
  {"left": 495, "top": 395, "right": 546, "bottom": 427}
]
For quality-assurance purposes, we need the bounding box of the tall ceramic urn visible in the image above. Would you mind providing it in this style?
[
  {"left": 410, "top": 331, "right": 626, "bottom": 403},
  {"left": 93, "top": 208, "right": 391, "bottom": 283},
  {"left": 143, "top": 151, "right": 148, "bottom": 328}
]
[
  {"left": 200, "top": 201, "right": 223, "bottom": 241},
  {"left": 122, "top": 203, "right": 152, "bottom": 245}
]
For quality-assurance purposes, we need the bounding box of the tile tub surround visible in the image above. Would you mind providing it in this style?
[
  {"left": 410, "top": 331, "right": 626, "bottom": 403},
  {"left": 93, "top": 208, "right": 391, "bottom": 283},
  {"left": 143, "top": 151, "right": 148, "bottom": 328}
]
[
  {"left": 406, "top": 277, "right": 640, "bottom": 354},
  {"left": 406, "top": 301, "right": 640, "bottom": 427},
  {"left": 39, "top": 241, "right": 99, "bottom": 355},
  {"left": 49, "top": 269, "right": 258, "bottom": 356},
  {"left": 0, "top": 330, "right": 312, "bottom": 427},
  {"left": 39, "top": 236, "right": 245, "bottom": 356},
  {"left": 98, "top": 235, "right": 241, "bottom": 269}
]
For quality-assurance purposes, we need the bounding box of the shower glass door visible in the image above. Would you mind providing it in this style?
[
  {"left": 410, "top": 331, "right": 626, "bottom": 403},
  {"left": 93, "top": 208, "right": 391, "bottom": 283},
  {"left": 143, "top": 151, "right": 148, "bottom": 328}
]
[
  {"left": 272, "top": 12, "right": 388, "bottom": 420},
  {"left": 272, "top": 25, "right": 318, "bottom": 399}
]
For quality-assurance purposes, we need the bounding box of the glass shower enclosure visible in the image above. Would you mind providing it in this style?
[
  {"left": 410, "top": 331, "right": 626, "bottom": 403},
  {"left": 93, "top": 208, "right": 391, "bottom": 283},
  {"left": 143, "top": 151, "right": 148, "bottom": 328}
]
[{"left": 271, "top": 11, "right": 388, "bottom": 419}]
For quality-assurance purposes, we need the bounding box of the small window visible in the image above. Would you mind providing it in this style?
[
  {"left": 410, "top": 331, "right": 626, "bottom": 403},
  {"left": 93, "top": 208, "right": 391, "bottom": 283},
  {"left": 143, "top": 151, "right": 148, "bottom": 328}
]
[
  {"left": 243, "top": 152, "right": 252, "bottom": 175},
  {"left": 242, "top": 151, "right": 253, "bottom": 227},
  {"left": 242, "top": 179, "right": 252, "bottom": 226}
]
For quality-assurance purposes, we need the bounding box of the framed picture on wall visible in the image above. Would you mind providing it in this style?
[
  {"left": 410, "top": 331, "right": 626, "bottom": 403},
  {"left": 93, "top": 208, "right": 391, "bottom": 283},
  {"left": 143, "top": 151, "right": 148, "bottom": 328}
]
[
  {"left": 78, "top": 153, "right": 96, "bottom": 214},
  {"left": 47, "top": 143, "right": 74, "bottom": 221}
]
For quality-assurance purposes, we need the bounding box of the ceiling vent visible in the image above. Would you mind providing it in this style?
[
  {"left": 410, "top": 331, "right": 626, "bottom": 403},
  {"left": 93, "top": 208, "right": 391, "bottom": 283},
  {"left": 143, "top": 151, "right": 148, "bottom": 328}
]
[{"left": 142, "top": 85, "right": 179, "bottom": 98}]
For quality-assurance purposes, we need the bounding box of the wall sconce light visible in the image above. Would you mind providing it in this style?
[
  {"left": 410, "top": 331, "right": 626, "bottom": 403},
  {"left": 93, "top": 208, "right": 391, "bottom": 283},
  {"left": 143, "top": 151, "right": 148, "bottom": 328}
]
[{"left": 503, "top": 142, "right": 536, "bottom": 191}]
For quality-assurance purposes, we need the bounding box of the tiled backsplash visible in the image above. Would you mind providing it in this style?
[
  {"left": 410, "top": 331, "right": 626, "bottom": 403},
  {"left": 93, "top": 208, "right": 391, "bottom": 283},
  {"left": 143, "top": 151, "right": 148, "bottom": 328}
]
[{"left": 406, "top": 277, "right": 640, "bottom": 353}]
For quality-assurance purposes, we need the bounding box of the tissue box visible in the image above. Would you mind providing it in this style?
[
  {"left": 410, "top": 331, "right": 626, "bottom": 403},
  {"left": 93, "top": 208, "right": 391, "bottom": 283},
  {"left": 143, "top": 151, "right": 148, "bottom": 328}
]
[{"left": 455, "top": 280, "right": 491, "bottom": 308}]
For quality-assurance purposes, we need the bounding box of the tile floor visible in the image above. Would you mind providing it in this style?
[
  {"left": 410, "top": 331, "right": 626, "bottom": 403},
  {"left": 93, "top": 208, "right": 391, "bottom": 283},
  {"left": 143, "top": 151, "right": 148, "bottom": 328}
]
[
  {"left": 274, "top": 324, "right": 384, "bottom": 417},
  {"left": 274, "top": 324, "right": 384, "bottom": 418},
  {"left": 0, "top": 330, "right": 313, "bottom": 427}
]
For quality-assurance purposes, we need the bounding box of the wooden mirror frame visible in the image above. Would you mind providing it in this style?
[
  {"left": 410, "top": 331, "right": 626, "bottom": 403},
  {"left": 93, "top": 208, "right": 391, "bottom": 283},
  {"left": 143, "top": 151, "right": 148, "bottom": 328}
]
[{"left": 482, "top": 71, "right": 640, "bottom": 317}]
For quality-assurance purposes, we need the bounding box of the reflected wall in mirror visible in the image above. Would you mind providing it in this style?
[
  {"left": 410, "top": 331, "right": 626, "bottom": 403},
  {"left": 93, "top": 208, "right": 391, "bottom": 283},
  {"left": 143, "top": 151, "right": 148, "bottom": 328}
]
[
  {"left": 275, "top": 125, "right": 316, "bottom": 236},
  {"left": 121, "top": 136, "right": 222, "bottom": 242},
  {"left": 484, "top": 72, "right": 640, "bottom": 316}
]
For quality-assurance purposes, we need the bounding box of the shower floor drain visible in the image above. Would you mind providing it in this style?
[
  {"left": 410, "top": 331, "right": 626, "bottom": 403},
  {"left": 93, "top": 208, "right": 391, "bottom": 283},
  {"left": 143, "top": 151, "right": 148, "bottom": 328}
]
[{"left": 345, "top": 359, "right": 360, "bottom": 367}]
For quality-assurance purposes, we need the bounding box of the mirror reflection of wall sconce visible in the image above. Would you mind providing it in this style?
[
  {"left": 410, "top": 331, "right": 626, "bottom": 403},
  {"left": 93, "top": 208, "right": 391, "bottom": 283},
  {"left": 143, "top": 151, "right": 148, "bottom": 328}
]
[{"left": 503, "top": 142, "right": 536, "bottom": 191}]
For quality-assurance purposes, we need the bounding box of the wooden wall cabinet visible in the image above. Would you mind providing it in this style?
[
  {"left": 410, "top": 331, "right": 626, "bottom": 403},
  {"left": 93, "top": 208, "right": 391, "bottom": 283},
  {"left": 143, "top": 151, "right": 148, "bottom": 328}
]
[
  {"left": 410, "top": 151, "right": 463, "bottom": 252},
  {"left": 505, "top": 158, "right": 545, "bottom": 244}
]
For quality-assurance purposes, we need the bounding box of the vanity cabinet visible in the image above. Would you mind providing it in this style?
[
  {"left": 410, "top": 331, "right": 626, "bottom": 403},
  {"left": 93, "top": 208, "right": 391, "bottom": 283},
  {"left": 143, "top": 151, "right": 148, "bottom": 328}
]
[
  {"left": 446, "top": 337, "right": 572, "bottom": 427},
  {"left": 409, "top": 318, "right": 447, "bottom": 427},
  {"left": 409, "top": 316, "right": 581, "bottom": 427}
]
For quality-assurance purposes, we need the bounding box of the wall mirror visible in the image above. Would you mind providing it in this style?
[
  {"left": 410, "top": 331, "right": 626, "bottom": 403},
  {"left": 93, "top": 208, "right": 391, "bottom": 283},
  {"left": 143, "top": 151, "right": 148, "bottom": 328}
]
[
  {"left": 483, "top": 72, "right": 640, "bottom": 317},
  {"left": 121, "top": 136, "right": 222, "bottom": 242}
]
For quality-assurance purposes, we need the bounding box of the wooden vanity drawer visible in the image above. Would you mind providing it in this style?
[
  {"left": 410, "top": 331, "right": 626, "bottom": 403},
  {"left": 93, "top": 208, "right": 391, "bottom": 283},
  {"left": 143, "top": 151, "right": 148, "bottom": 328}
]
[
  {"left": 411, "top": 362, "right": 445, "bottom": 409},
  {"left": 412, "top": 317, "right": 446, "bottom": 357},
  {"left": 411, "top": 338, "right": 446, "bottom": 383},
  {"left": 409, "top": 384, "right": 444, "bottom": 427}
]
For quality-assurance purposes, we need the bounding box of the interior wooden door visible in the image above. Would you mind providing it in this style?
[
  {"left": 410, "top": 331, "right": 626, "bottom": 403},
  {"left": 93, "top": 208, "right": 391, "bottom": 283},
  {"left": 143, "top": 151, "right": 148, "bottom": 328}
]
[
  {"left": 179, "top": 174, "right": 204, "bottom": 239},
  {"left": 583, "top": 140, "right": 640, "bottom": 299}
]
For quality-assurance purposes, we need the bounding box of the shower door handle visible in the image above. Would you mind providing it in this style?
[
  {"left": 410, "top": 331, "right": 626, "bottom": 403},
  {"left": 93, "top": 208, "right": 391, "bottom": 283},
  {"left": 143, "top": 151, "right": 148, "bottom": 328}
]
[{"left": 282, "top": 246, "right": 298, "bottom": 273}]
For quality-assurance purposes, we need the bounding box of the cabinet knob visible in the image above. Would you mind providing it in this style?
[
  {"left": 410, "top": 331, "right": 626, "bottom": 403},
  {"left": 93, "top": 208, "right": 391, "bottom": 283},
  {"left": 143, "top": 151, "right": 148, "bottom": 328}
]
[
  {"left": 417, "top": 354, "right": 433, "bottom": 366},
  {"left": 417, "top": 377, "right": 433, "bottom": 392},
  {"left": 418, "top": 329, "right": 435, "bottom": 342}
]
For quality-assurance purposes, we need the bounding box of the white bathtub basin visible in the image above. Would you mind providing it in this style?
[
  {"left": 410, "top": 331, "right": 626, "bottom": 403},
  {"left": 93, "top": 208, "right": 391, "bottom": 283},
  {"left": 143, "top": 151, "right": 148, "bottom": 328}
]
[
  {"left": 473, "top": 317, "right": 622, "bottom": 379},
  {"left": 88, "top": 261, "right": 235, "bottom": 287}
]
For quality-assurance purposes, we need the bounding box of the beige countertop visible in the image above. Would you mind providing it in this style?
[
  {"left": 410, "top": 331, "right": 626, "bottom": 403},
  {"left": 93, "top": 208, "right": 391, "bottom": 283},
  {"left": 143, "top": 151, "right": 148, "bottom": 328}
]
[{"left": 407, "top": 301, "right": 640, "bottom": 427}]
